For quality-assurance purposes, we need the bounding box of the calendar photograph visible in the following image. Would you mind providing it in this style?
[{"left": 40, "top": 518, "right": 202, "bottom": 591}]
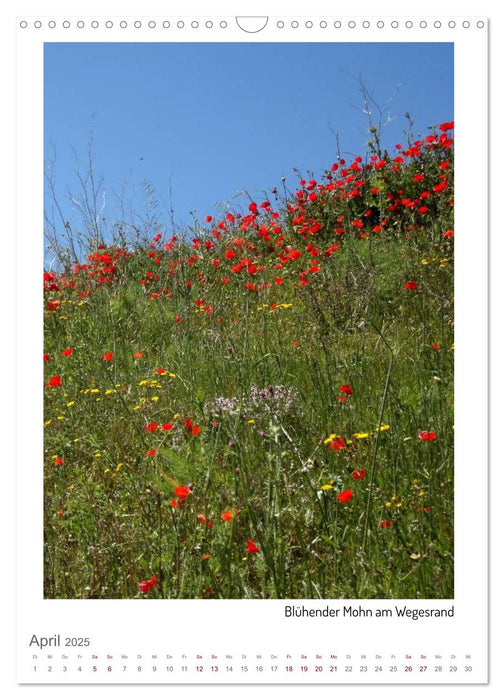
[
  {"left": 14, "top": 10, "right": 489, "bottom": 687},
  {"left": 42, "top": 39, "right": 454, "bottom": 601}
]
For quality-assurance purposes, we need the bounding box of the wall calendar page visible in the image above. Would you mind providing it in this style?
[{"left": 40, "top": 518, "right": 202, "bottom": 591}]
[{"left": 9, "top": 0, "right": 492, "bottom": 696}]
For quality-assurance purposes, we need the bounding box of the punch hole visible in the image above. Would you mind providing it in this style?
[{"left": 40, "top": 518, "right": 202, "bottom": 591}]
[
  {"left": 163, "top": 21, "right": 171, "bottom": 28},
  {"left": 476, "top": 20, "right": 485, "bottom": 28},
  {"left": 348, "top": 21, "right": 356, "bottom": 29},
  {"left": 420, "top": 21, "right": 427, "bottom": 28},
  {"left": 34, "top": 20, "right": 42, "bottom": 28},
  {"left": 236, "top": 17, "right": 268, "bottom": 33},
  {"left": 319, "top": 21, "right": 327, "bottom": 28},
  {"left": 91, "top": 21, "right": 99, "bottom": 28},
  {"left": 63, "top": 21, "right": 70, "bottom": 28},
  {"left": 305, "top": 21, "right": 313, "bottom": 28},
  {"left": 434, "top": 21, "right": 442, "bottom": 28},
  {"left": 205, "top": 21, "right": 213, "bottom": 28},
  {"left": 77, "top": 20, "right": 84, "bottom": 28},
  {"left": 220, "top": 20, "right": 228, "bottom": 28},
  {"left": 148, "top": 21, "right": 156, "bottom": 28},
  {"left": 106, "top": 21, "right": 113, "bottom": 28},
  {"left": 391, "top": 21, "right": 399, "bottom": 28},
  {"left": 191, "top": 21, "right": 199, "bottom": 28},
  {"left": 362, "top": 21, "right": 370, "bottom": 29},
  {"left": 405, "top": 20, "right": 413, "bottom": 28},
  {"left": 462, "top": 21, "right": 470, "bottom": 28},
  {"left": 448, "top": 21, "right": 456, "bottom": 28},
  {"left": 134, "top": 20, "right": 142, "bottom": 28},
  {"left": 377, "top": 21, "right": 384, "bottom": 28},
  {"left": 19, "top": 20, "right": 28, "bottom": 28},
  {"left": 334, "top": 21, "right": 342, "bottom": 28},
  {"left": 177, "top": 21, "right": 185, "bottom": 28},
  {"left": 48, "top": 21, "right": 56, "bottom": 28},
  {"left": 120, "top": 21, "right": 128, "bottom": 28}
]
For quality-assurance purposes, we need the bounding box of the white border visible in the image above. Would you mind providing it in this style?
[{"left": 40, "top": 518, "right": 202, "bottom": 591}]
[{"left": 5, "top": 1, "right": 495, "bottom": 697}]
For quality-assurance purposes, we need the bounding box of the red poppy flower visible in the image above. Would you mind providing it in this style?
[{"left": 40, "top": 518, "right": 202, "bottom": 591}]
[
  {"left": 419, "top": 430, "right": 436, "bottom": 442},
  {"left": 404, "top": 281, "right": 418, "bottom": 290},
  {"left": 380, "top": 520, "right": 392, "bottom": 529},
  {"left": 155, "top": 368, "right": 167, "bottom": 375},
  {"left": 329, "top": 437, "right": 345, "bottom": 451},
  {"left": 138, "top": 575, "right": 157, "bottom": 593},
  {"left": 245, "top": 539, "right": 260, "bottom": 553},
  {"left": 43, "top": 353, "right": 51, "bottom": 362},
  {"left": 174, "top": 485, "right": 191, "bottom": 499},
  {"left": 337, "top": 489, "right": 353, "bottom": 503},
  {"left": 184, "top": 419, "right": 200, "bottom": 436},
  {"left": 133, "top": 352, "right": 144, "bottom": 359},
  {"left": 351, "top": 469, "right": 367, "bottom": 481},
  {"left": 145, "top": 448, "right": 157, "bottom": 457},
  {"left": 47, "top": 300, "right": 61, "bottom": 311},
  {"left": 339, "top": 384, "right": 353, "bottom": 395},
  {"left": 54, "top": 457, "right": 63, "bottom": 466},
  {"left": 431, "top": 343, "right": 440, "bottom": 351},
  {"left": 169, "top": 499, "right": 179, "bottom": 508},
  {"left": 103, "top": 352, "right": 114, "bottom": 361},
  {"left": 61, "top": 348, "right": 73, "bottom": 357},
  {"left": 443, "top": 229, "right": 454, "bottom": 239},
  {"left": 161, "top": 423, "right": 174, "bottom": 431},
  {"left": 145, "top": 422, "right": 158, "bottom": 432},
  {"left": 221, "top": 510, "right": 235, "bottom": 522},
  {"left": 46, "top": 375, "right": 62, "bottom": 387}
]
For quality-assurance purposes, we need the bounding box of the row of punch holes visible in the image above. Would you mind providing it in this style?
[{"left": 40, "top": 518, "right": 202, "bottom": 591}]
[{"left": 18, "top": 18, "right": 486, "bottom": 31}]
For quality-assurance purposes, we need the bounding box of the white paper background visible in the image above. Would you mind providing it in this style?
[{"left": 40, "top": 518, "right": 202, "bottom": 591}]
[{"left": 3, "top": 0, "right": 501, "bottom": 698}]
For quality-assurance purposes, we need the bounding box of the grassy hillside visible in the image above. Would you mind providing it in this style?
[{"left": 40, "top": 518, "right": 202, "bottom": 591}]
[{"left": 43, "top": 121, "right": 454, "bottom": 599}]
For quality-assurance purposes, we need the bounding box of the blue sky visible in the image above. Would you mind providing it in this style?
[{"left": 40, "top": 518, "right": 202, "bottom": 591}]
[{"left": 44, "top": 42, "right": 453, "bottom": 257}]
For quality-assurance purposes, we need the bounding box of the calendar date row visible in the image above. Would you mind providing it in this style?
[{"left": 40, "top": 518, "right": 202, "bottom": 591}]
[{"left": 32, "top": 663, "right": 473, "bottom": 674}]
